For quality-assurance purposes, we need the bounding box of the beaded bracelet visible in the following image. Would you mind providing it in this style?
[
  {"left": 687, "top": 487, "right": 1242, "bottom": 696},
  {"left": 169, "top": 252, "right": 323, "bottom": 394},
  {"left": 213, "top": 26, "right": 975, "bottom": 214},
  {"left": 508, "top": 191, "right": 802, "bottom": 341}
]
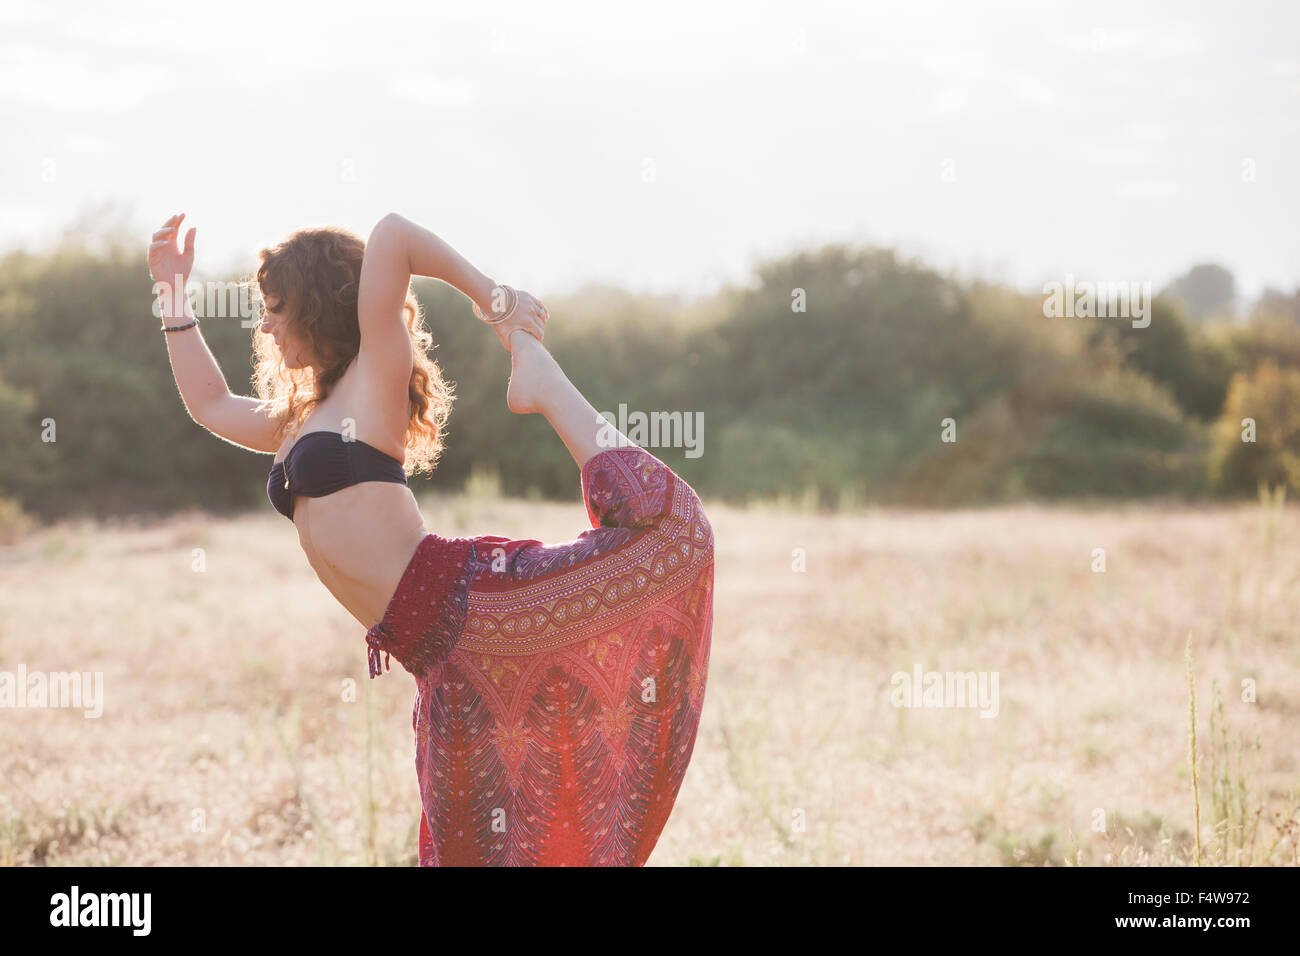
[{"left": 162, "top": 319, "right": 199, "bottom": 333}]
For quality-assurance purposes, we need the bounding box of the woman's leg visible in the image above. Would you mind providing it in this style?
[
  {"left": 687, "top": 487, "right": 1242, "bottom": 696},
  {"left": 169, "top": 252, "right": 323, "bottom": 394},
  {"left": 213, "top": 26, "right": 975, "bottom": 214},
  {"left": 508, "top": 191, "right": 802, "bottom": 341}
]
[{"left": 505, "top": 329, "right": 629, "bottom": 470}]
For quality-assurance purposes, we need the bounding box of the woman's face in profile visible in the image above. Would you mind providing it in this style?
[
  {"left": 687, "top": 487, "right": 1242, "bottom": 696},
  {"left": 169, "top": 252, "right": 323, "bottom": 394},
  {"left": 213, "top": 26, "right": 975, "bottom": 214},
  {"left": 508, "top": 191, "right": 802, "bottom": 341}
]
[{"left": 259, "top": 294, "right": 313, "bottom": 369}]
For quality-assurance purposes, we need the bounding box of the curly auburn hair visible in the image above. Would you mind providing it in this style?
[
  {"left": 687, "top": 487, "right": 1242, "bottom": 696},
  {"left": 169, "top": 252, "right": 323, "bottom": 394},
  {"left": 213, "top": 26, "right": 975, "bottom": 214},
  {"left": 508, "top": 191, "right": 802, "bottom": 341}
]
[{"left": 249, "top": 226, "right": 454, "bottom": 476}]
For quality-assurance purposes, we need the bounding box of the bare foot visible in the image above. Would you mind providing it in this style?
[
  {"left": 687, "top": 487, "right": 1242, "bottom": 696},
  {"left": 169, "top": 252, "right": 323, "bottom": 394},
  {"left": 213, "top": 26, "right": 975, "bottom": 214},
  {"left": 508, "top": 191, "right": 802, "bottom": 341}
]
[{"left": 506, "top": 329, "right": 555, "bottom": 415}]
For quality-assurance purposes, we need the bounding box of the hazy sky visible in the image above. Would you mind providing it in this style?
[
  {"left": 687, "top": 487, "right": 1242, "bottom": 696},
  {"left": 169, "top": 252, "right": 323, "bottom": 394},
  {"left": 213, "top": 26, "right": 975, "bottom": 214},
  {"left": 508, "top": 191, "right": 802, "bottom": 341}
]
[{"left": 3, "top": 0, "right": 1298, "bottom": 301}]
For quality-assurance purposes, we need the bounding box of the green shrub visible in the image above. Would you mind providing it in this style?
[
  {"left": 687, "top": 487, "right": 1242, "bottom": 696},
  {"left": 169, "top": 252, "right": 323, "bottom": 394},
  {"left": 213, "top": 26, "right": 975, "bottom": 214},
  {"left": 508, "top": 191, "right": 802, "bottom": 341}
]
[{"left": 1209, "top": 361, "right": 1300, "bottom": 495}]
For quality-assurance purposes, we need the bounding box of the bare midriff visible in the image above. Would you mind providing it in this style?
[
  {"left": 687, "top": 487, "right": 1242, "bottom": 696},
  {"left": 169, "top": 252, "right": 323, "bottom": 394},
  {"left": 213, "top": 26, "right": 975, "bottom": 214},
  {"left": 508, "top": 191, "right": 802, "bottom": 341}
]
[
  {"left": 290, "top": 482, "right": 429, "bottom": 628},
  {"left": 271, "top": 359, "right": 430, "bottom": 630}
]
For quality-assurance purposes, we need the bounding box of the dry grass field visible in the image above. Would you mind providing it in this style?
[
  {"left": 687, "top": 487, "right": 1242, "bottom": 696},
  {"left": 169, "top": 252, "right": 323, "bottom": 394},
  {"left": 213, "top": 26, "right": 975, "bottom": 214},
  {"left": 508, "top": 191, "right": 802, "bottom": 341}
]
[{"left": 2, "top": 481, "right": 1298, "bottom": 866}]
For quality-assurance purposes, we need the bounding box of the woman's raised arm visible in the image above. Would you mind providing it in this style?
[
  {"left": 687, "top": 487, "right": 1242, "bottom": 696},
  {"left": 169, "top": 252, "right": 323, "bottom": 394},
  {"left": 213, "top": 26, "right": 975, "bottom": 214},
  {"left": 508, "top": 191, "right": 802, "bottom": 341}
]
[
  {"left": 358, "top": 214, "right": 546, "bottom": 374},
  {"left": 149, "top": 214, "right": 282, "bottom": 453}
]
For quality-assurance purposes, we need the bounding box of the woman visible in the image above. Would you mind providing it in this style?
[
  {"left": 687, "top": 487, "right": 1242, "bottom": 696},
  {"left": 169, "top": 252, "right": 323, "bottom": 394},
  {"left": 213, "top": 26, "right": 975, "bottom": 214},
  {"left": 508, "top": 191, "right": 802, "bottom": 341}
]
[{"left": 148, "top": 212, "right": 715, "bottom": 866}]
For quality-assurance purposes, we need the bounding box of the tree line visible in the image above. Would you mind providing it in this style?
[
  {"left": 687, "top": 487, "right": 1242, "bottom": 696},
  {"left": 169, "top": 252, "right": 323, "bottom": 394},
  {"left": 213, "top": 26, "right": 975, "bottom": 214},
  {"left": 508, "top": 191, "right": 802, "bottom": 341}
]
[{"left": 1, "top": 232, "right": 1297, "bottom": 526}]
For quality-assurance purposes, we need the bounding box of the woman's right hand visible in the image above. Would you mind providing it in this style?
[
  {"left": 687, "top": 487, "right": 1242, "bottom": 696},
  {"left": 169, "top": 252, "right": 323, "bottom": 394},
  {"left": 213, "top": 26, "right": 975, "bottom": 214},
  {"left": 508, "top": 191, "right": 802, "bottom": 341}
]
[
  {"left": 488, "top": 287, "right": 548, "bottom": 351},
  {"left": 148, "top": 213, "right": 196, "bottom": 289}
]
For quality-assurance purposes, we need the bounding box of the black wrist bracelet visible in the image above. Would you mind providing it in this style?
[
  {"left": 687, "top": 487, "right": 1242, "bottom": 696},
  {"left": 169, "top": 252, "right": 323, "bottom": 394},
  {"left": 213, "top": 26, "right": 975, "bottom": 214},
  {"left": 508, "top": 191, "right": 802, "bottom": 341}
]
[{"left": 162, "top": 319, "right": 199, "bottom": 333}]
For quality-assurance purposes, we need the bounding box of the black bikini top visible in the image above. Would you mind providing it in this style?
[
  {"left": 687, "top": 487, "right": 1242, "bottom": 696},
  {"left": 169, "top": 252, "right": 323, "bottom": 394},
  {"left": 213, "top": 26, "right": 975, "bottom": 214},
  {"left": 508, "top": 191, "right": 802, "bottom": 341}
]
[{"left": 268, "top": 431, "right": 407, "bottom": 520}]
